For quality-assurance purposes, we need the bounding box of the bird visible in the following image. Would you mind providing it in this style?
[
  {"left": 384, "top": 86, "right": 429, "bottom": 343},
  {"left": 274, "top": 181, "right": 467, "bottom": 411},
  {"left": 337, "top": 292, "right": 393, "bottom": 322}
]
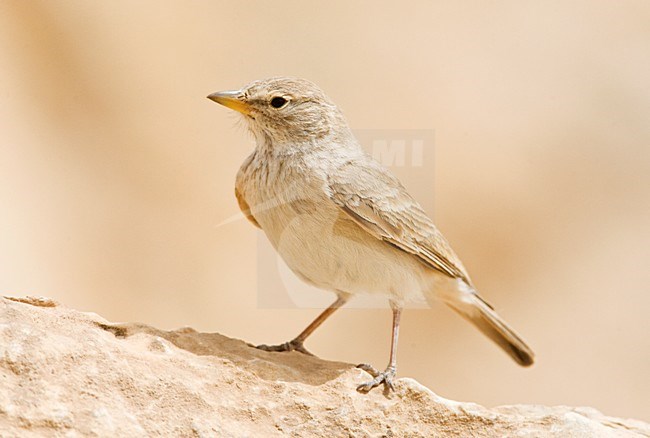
[{"left": 207, "top": 77, "right": 534, "bottom": 392}]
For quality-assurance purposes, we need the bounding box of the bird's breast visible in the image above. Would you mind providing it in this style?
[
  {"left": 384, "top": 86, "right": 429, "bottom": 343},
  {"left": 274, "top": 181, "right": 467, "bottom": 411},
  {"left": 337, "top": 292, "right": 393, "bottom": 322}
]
[
  {"left": 237, "top": 154, "right": 333, "bottom": 246},
  {"left": 234, "top": 151, "right": 434, "bottom": 303}
]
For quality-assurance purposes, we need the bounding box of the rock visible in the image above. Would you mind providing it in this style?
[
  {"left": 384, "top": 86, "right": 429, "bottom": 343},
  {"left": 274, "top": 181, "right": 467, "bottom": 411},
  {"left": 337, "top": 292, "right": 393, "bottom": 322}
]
[{"left": 1, "top": 296, "right": 648, "bottom": 437}]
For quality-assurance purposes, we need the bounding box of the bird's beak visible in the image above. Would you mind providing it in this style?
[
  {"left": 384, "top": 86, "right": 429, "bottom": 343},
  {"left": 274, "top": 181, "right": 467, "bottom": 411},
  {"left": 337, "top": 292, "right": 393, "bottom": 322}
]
[{"left": 207, "top": 90, "right": 252, "bottom": 116}]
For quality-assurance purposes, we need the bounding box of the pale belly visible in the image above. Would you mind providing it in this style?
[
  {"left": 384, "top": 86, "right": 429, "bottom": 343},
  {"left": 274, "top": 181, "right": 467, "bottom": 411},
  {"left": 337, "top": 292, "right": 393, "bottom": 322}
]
[{"left": 251, "top": 194, "right": 439, "bottom": 306}]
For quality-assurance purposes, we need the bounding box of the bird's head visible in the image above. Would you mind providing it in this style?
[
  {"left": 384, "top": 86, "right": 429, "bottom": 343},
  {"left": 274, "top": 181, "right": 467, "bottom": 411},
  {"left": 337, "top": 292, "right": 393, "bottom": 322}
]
[{"left": 208, "top": 77, "right": 350, "bottom": 149}]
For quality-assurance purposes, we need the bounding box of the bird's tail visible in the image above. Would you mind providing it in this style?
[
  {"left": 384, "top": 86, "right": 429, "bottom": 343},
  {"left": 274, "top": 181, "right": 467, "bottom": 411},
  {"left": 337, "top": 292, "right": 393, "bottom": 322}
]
[{"left": 445, "top": 292, "right": 535, "bottom": 366}]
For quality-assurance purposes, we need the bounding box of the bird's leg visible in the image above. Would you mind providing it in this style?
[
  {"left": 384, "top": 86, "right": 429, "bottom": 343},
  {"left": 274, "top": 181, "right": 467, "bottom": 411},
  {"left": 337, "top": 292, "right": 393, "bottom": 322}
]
[
  {"left": 357, "top": 302, "right": 402, "bottom": 392},
  {"left": 256, "top": 295, "right": 348, "bottom": 356}
]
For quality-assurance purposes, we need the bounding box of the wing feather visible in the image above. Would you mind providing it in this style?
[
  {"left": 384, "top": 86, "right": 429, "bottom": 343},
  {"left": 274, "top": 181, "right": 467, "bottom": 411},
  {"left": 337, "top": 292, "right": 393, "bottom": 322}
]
[
  {"left": 235, "top": 187, "right": 261, "bottom": 228},
  {"left": 327, "top": 158, "right": 471, "bottom": 283}
]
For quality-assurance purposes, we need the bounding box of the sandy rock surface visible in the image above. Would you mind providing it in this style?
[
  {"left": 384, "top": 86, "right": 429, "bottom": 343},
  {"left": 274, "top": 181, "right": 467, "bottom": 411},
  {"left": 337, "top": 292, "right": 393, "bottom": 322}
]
[{"left": 1, "top": 296, "right": 648, "bottom": 437}]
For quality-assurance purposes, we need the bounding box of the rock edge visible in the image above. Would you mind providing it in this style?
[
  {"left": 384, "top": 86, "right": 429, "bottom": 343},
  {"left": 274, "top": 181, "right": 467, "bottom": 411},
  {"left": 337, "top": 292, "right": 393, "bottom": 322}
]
[{"left": 1, "top": 296, "right": 648, "bottom": 437}]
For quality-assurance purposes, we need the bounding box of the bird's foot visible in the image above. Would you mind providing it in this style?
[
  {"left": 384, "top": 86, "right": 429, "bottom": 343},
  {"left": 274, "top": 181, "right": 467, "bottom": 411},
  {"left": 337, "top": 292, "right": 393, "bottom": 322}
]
[
  {"left": 256, "top": 339, "right": 313, "bottom": 356},
  {"left": 356, "top": 363, "right": 396, "bottom": 392}
]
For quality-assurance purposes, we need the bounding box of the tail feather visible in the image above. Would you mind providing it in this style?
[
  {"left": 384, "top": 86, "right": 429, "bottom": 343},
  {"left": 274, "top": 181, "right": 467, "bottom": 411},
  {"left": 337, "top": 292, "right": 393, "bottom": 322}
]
[{"left": 447, "top": 293, "right": 535, "bottom": 367}]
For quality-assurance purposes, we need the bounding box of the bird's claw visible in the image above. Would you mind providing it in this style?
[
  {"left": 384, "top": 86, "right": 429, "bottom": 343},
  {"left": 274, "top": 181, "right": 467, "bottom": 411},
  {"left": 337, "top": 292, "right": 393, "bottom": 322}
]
[
  {"left": 356, "top": 363, "right": 380, "bottom": 377},
  {"left": 256, "top": 339, "right": 314, "bottom": 356},
  {"left": 356, "top": 364, "right": 396, "bottom": 392}
]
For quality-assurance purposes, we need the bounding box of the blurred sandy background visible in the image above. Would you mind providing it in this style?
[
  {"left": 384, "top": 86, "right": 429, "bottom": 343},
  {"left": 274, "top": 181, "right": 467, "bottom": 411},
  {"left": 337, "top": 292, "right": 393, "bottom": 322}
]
[{"left": 1, "top": 0, "right": 649, "bottom": 421}]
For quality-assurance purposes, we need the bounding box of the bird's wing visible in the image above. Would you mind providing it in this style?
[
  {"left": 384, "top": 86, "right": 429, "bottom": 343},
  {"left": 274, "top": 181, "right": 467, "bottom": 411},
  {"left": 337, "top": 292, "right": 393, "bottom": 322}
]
[
  {"left": 235, "top": 187, "right": 261, "bottom": 228},
  {"left": 327, "top": 158, "right": 471, "bottom": 283}
]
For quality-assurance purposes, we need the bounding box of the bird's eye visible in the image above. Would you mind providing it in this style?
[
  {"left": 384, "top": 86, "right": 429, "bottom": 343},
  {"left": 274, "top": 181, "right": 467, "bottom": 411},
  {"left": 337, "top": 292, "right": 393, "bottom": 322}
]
[{"left": 270, "top": 96, "right": 288, "bottom": 109}]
